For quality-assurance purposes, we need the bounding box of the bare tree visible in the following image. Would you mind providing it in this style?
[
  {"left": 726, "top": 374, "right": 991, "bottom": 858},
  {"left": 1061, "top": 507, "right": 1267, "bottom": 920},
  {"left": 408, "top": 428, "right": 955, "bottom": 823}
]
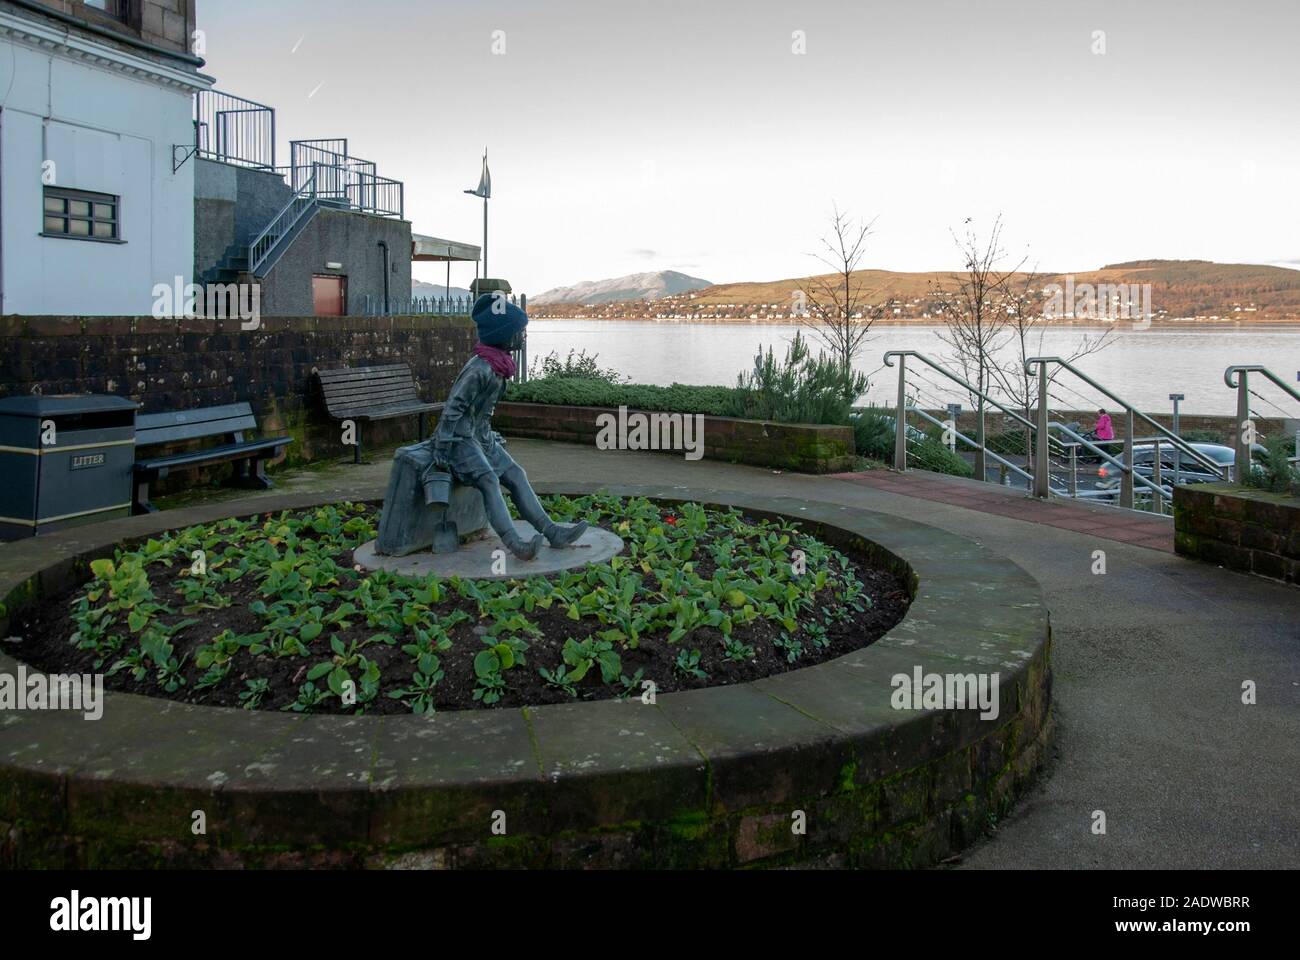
[
  {"left": 798, "top": 205, "right": 886, "bottom": 398},
  {"left": 989, "top": 266, "right": 1113, "bottom": 458},
  {"left": 930, "top": 215, "right": 1023, "bottom": 411}
]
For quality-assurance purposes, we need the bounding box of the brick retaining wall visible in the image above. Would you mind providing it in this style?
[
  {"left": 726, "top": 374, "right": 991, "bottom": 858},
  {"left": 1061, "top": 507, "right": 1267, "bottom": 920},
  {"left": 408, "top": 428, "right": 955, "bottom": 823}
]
[
  {"left": 1174, "top": 483, "right": 1300, "bottom": 584},
  {"left": 0, "top": 314, "right": 475, "bottom": 486},
  {"left": 494, "top": 401, "right": 856, "bottom": 473}
]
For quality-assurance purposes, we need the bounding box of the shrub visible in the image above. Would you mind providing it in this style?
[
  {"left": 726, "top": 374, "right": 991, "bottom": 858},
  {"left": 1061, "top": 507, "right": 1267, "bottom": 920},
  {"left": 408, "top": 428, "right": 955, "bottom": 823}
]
[
  {"left": 1244, "top": 435, "right": 1300, "bottom": 494},
  {"left": 527, "top": 348, "right": 626, "bottom": 384},
  {"left": 733, "top": 331, "right": 866, "bottom": 425},
  {"left": 848, "top": 407, "right": 973, "bottom": 478},
  {"left": 506, "top": 377, "right": 744, "bottom": 416},
  {"left": 908, "top": 437, "right": 975, "bottom": 478},
  {"left": 851, "top": 408, "right": 896, "bottom": 462},
  {"left": 1179, "top": 428, "right": 1224, "bottom": 445},
  {"left": 984, "top": 430, "right": 1032, "bottom": 456}
]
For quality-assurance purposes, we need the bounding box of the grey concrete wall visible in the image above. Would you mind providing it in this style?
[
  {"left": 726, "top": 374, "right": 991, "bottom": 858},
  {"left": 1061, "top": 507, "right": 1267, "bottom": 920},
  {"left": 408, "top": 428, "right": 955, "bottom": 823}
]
[
  {"left": 261, "top": 208, "right": 412, "bottom": 317},
  {"left": 194, "top": 158, "right": 293, "bottom": 282}
]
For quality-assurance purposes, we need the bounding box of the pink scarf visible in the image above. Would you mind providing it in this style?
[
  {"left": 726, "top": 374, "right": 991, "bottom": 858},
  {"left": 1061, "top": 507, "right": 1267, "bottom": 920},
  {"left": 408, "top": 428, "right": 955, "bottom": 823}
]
[{"left": 474, "top": 342, "right": 517, "bottom": 379}]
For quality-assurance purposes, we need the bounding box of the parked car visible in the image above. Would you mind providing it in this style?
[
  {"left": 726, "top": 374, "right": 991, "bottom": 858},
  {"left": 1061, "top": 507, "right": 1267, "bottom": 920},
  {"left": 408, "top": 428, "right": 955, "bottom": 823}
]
[{"left": 1095, "top": 442, "right": 1262, "bottom": 495}]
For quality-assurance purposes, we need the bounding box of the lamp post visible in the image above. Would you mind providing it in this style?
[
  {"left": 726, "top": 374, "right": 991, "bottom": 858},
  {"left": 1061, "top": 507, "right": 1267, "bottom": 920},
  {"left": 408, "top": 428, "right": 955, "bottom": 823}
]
[{"left": 464, "top": 150, "right": 491, "bottom": 284}]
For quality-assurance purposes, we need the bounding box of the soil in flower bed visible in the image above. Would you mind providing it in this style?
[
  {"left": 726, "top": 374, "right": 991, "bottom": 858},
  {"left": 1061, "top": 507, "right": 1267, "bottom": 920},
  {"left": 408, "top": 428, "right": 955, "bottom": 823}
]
[{"left": 12, "top": 495, "right": 910, "bottom": 714}]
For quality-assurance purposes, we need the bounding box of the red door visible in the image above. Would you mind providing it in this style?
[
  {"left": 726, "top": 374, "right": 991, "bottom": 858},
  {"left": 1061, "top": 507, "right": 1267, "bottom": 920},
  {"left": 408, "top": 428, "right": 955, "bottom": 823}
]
[{"left": 312, "top": 275, "right": 347, "bottom": 316}]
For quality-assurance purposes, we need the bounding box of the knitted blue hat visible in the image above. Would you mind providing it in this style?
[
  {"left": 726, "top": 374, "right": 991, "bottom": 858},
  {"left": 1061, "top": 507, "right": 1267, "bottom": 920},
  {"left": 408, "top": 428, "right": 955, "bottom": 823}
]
[{"left": 472, "top": 293, "right": 528, "bottom": 347}]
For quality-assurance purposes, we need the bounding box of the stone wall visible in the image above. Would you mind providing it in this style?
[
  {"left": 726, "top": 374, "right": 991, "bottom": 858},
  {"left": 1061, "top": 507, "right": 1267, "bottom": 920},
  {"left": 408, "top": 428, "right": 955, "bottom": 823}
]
[
  {"left": 10, "top": 0, "right": 198, "bottom": 61},
  {"left": 493, "top": 402, "right": 856, "bottom": 474},
  {"left": 0, "top": 313, "right": 475, "bottom": 484},
  {"left": 1174, "top": 483, "right": 1300, "bottom": 584}
]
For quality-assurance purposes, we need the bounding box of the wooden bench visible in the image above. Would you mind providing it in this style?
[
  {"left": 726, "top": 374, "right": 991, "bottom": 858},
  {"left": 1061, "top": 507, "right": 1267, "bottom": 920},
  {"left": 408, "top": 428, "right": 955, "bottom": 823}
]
[
  {"left": 133, "top": 403, "right": 294, "bottom": 514},
  {"left": 317, "top": 363, "right": 443, "bottom": 463}
]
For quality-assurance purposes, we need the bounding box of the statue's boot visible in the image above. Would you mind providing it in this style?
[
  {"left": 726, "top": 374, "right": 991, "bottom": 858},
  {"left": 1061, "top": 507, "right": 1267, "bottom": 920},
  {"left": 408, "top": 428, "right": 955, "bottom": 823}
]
[
  {"left": 502, "top": 529, "right": 545, "bottom": 561},
  {"left": 477, "top": 474, "right": 545, "bottom": 562},
  {"left": 543, "top": 520, "right": 588, "bottom": 547},
  {"left": 499, "top": 463, "right": 587, "bottom": 549}
]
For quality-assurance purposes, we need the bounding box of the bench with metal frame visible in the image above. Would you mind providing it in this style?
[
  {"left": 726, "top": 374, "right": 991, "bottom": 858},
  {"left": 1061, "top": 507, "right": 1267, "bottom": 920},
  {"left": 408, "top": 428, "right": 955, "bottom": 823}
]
[
  {"left": 317, "top": 363, "right": 443, "bottom": 463},
  {"left": 133, "top": 403, "right": 293, "bottom": 514}
]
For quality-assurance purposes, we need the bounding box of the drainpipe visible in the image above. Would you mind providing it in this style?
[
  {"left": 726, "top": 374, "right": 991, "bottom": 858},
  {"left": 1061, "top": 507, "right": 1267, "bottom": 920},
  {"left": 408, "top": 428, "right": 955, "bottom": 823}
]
[{"left": 377, "top": 240, "right": 390, "bottom": 314}]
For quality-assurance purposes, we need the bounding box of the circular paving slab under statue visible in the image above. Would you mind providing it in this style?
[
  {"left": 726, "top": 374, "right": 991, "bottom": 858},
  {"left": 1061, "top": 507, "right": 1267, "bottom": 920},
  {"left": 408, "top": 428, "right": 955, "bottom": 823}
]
[{"left": 352, "top": 521, "right": 624, "bottom": 580}]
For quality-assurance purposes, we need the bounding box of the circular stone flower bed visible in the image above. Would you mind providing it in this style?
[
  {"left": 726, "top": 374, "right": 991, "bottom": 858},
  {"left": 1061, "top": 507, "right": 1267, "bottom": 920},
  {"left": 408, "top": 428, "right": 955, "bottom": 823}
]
[{"left": 13, "top": 495, "right": 909, "bottom": 716}]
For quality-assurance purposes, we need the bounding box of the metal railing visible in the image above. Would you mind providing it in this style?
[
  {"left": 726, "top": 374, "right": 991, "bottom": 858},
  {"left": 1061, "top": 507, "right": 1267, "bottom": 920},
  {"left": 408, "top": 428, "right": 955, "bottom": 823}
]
[
  {"left": 279, "top": 143, "right": 404, "bottom": 219},
  {"left": 883, "top": 350, "right": 1232, "bottom": 518},
  {"left": 195, "top": 90, "right": 276, "bottom": 169},
  {"left": 883, "top": 350, "right": 1040, "bottom": 482},
  {"left": 366, "top": 296, "right": 473, "bottom": 316},
  {"left": 1225, "top": 365, "right": 1300, "bottom": 482},
  {"left": 1026, "top": 356, "right": 1227, "bottom": 510},
  {"left": 249, "top": 170, "right": 318, "bottom": 277}
]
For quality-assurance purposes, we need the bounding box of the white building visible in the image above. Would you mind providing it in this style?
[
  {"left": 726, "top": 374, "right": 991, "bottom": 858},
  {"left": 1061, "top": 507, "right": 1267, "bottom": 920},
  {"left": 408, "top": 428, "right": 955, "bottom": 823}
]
[{"left": 0, "top": 1, "right": 211, "bottom": 315}]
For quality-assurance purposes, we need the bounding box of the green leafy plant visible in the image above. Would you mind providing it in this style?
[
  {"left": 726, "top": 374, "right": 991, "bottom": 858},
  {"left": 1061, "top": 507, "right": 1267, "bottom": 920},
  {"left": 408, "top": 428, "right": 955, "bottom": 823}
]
[
  {"left": 560, "top": 636, "right": 622, "bottom": 684},
  {"left": 774, "top": 632, "right": 804, "bottom": 663},
  {"left": 283, "top": 681, "right": 330, "bottom": 713},
  {"left": 238, "top": 678, "right": 270, "bottom": 710},
  {"left": 722, "top": 637, "right": 756, "bottom": 662},
  {"left": 388, "top": 653, "right": 445, "bottom": 715},
  {"left": 538, "top": 664, "right": 581, "bottom": 697},
  {"left": 674, "top": 648, "right": 707, "bottom": 680},
  {"left": 473, "top": 635, "right": 528, "bottom": 705},
  {"left": 617, "top": 667, "right": 646, "bottom": 698}
]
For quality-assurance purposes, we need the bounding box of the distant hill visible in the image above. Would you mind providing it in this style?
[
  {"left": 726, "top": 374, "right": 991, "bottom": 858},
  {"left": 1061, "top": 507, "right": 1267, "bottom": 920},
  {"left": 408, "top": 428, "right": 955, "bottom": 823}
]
[
  {"left": 412, "top": 280, "right": 473, "bottom": 300},
  {"left": 530, "top": 260, "right": 1300, "bottom": 323},
  {"left": 532, "top": 270, "right": 712, "bottom": 305}
]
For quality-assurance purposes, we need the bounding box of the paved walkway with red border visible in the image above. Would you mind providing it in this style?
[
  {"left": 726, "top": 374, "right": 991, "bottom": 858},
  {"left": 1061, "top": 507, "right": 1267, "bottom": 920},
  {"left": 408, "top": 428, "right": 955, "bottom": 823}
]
[{"left": 829, "top": 468, "right": 1175, "bottom": 553}]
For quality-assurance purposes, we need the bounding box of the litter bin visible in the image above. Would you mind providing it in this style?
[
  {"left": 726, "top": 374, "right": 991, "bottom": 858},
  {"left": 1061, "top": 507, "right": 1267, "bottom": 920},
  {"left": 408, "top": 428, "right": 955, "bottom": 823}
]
[{"left": 0, "top": 395, "right": 138, "bottom": 540}]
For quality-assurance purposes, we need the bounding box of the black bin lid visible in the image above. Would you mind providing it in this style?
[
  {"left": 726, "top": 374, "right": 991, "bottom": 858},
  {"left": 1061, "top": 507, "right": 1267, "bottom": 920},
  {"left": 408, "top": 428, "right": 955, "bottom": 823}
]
[{"left": 0, "top": 395, "right": 139, "bottom": 418}]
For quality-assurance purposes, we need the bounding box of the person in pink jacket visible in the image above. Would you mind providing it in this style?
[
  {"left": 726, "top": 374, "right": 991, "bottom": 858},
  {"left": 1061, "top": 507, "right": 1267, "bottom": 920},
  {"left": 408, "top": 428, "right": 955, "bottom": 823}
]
[{"left": 1094, "top": 409, "right": 1115, "bottom": 441}]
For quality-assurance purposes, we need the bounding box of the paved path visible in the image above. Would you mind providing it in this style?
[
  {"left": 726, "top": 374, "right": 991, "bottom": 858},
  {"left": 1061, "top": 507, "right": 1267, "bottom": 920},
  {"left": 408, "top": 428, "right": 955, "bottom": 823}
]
[
  {"left": 158, "top": 440, "right": 1300, "bottom": 868},
  {"left": 830, "top": 468, "right": 1175, "bottom": 553}
]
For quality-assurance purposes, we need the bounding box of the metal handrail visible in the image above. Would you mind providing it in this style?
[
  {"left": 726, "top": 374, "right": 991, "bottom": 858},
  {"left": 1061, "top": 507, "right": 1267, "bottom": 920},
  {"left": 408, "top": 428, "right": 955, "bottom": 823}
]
[
  {"left": 885, "top": 351, "right": 1037, "bottom": 431},
  {"left": 1224, "top": 364, "right": 1300, "bottom": 483},
  {"left": 1049, "top": 421, "right": 1173, "bottom": 505},
  {"left": 1224, "top": 365, "right": 1300, "bottom": 401},
  {"left": 249, "top": 171, "right": 318, "bottom": 277},
  {"left": 908, "top": 407, "right": 1035, "bottom": 485},
  {"left": 1026, "top": 356, "right": 1225, "bottom": 478}
]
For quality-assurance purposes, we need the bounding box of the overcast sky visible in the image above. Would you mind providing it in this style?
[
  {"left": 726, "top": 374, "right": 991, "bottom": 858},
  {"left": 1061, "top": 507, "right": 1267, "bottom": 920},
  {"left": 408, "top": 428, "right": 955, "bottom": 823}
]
[{"left": 197, "top": 0, "right": 1300, "bottom": 295}]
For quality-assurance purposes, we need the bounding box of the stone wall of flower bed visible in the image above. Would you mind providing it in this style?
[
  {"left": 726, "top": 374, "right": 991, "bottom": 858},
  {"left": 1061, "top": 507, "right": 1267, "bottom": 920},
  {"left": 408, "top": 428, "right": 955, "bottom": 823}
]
[
  {"left": 0, "top": 485, "right": 1053, "bottom": 870},
  {"left": 492, "top": 402, "right": 855, "bottom": 474},
  {"left": 1174, "top": 483, "right": 1300, "bottom": 584},
  {"left": 0, "top": 314, "right": 475, "bottom": 487}
]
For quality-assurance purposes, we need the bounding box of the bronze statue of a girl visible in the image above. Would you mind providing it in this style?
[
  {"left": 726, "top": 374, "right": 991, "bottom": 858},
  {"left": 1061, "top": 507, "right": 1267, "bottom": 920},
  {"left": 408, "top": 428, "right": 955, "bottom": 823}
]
[{"left": 419, "top": 293, "right": 587, "bottom": 560}]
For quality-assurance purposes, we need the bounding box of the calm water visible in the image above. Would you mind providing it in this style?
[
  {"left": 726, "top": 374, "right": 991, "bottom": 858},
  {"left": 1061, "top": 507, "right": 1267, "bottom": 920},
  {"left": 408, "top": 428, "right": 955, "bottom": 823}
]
[{"left": 526, "top": 321, "right": 1300, "bottom": 417}]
